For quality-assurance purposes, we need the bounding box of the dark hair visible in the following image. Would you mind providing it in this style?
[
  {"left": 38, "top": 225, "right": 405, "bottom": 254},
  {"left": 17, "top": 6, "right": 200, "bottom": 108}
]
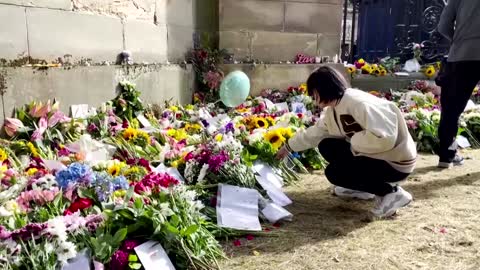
[{"left": 306, "top": 66, "right": 349, "bottom": 104}]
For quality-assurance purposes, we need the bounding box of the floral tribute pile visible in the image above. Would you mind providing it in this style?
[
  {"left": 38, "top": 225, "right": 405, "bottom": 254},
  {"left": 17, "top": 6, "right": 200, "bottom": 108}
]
[
  {"left": 0, "top": 81, "right": 324, "bottom": 270},
  {"left": 1, "top": 78, "right": 480, "bottom": 269}
]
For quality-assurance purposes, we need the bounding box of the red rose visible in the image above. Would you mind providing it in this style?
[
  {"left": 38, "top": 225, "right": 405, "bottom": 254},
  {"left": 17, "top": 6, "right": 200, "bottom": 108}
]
[{"left": 64, "top": 198, "right": 93, "bottom": 215}]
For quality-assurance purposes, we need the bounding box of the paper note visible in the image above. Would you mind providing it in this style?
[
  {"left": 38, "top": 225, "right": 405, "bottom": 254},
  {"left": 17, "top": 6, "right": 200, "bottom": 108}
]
[
  {"left": 199, "top": 108, "right": 212, "bottom": 119},
  {"left": 274, "top": 102, "right": 289, "bottom": 112},
  {"left": 135, "top": 241, "right": 175, "bottom": 270},
  {"left": 261, "top": 203, "right": 293, "bottom": 224},
  {"left": 255, "top": 175, "right": 292, "bottom": 207},
  {"left": 264, "top": 99, "right": 275, "bottom": 110},
  {"left": 136, "top": 114, "right": 152, "bottom": 128},
  {"left": 71, "top": 104, "right": 89, "bottom": 119},
  {"left": 252, "top": 161, "right": 283, "bottom": 188},
  {"left": 61, "top": 249, "right": 91, "bottom": 270},
  {"left": 457, "top": 135, "right": 471, "bottom": 149},
  {"left": 216, "top": 184, "right": 261, "bottom": 231}
]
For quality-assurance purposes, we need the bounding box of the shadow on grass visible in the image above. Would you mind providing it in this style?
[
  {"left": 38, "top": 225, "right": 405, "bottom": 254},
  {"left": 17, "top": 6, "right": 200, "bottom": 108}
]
[{"left": 225, "top": 187, "right": 372, "bottom": 257}]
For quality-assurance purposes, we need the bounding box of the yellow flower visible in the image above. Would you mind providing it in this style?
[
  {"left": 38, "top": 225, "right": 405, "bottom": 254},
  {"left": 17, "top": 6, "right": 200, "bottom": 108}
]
[
  {"left": 236, "top": 107, "right": 250, "bottom": 113},
  {"left": 167, "top": 129, "right": 188, "bottom": 141},
  {"left": 279, "top": 127, "right": 294, "bottom": 140},
  {"left": 215, "top": 134, "right": 223, "bottom": 142},
  {"left": 166, "top": 129, "right": 176, "bottom": 137},
  {"left": 361, "top": 64, "right": 372, "bottom": 74},
  {"left": 26, "top": 142, "right": 39, "bottom": 158},
  {"left": 171, "top": 160, "right": 179, "bottom": 168},
  {"left": 131, "top": 119, "right": 140, "bottom": 129},
  {"left": 185, "top": 123, "right": 202, "bottom": 133},
  {"left": 299, "top": 83, "right": 308, "bottom": 93},
  {"left": 358, "top": 58, "right": 365, "bottom": 65},
  {"left": 26, "top": 168, "right": 38, "bottom": 176},
  {"left": 123, "top": 127, "right": 138, "bottom": 141},
  {"left": 425, "top": 65, "right": 436, "bottom": 78},
  {"left": 169, "top": 105, "right": 179, "bottom": 112},
  {"left": 185, "top": 104, "right": 194, "bottom": 110},
  {"left": 347, "top": 66, "right": 356, "bottom": 74},
  {"left": 254, "top": 117, "right": 269, "bottom": 129},
  {"left": 379, "top": 69, "right": 387, "bottom": 76},
  {"left": 0, "top": 148, "right": 8, "bottom": 162},
  {"left": 264, "top": 130, "right": 286, "bottom": 150},
  {"left": 108, "top": 161, "right": 126, "bottom": 176},
  {"left": 137, "top": 130, "right": 150, "bottom": 142},
  {"left": 113, "top": 190, "right": 126, "bottom": 198}
]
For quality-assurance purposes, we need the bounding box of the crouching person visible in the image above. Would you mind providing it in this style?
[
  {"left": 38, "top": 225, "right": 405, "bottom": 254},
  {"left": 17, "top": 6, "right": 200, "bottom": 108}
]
[{"left": 277, "top": 66, "right": 417, "bottom": 218}]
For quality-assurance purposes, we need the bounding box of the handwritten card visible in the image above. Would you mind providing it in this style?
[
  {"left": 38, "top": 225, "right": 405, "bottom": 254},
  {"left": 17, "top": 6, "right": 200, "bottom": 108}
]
[
  {"left": 135, "top": 241, "right": 175, "bottom": 270},
  {"left": 71, "top": 104, "right": 89, "bottom": 119},
  {"left": 255, "top": 175, "right": 292, "bottom": 207},
  {"left": 261, "top": 203, "right": 293, "bottom": 224},
  {"left": 216, "top": 184, "right": 261, "bottom": 231}
]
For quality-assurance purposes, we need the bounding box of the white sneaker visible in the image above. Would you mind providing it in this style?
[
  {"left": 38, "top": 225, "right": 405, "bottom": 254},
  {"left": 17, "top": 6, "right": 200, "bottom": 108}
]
[
  {"left": 371, "top": 187, "right": 412, "bottom": 218},
  {"left": 333, "top": 186, "right": 375, "bottom": 200}
]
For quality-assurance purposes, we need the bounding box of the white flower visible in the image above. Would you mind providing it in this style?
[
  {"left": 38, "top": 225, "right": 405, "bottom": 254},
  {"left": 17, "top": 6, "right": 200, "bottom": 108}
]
[
  {"left": 47, "top": 217, "right": 68, "bottom": 241},
  {"left": 56, "top": 241, "right": 77, "bottom": 264},
  {"left": 159, "top": 203, "right": 174, "bottom": 217},
  {"left": 197, "top": 164, "right": 209, "bottom": 184},
  {"left": 0, "top": 200, "right": 20, "bottom": 217},
  {"left": 44, "top": 242, "right": 55, "bottom": 253}
]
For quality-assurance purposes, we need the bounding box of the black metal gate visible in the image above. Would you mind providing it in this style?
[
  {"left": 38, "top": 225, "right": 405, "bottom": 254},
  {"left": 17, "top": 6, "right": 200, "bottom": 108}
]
[{"left": 343, "top": 0, "right": 449, "bottom": 63}]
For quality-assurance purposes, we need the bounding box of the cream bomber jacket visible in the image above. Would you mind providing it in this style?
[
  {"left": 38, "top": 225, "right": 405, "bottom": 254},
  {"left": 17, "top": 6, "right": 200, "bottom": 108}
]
[{"left": 287, "top": 88, "right": 417, "bottom": 173}]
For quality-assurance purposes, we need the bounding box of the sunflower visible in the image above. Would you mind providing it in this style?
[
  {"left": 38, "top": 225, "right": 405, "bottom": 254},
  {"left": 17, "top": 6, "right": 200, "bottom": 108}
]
[
  {"left": 347, "top": 66, "right": 356, "bottom": 74},
  {"left": 0, "top": 148, "right": 8, "bottom": 162},
  {"left": 137, "top": 130, "right": 150, "bottom": 143},
  {"left": 123, "top": 127, "right": 138, "bottom": 141},
  {"left": 279, "top": 127, "right": 294, "bottom": 140},
  {"left": 108, "top": 161, "right": 125, "bottom": 176},
  {"left": 361, "top": 64, "right": 372, "bottom": 74},
  {"left": 264, "top": 130, "right": 286, "bottom": 150},
  {"left": 425, "top": 65, "right": 436, "bottom": 78},
  {"left": 254, "top": 117, "right": 269, "bottom": 129},
  {"left": 379, "top": 68, "right": 387, "bottom": 76}
]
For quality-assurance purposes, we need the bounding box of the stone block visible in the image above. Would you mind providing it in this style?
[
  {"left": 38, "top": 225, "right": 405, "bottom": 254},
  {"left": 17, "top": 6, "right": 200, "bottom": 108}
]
[
  {"left": 0, "top": 5, "right": 28, "bottom": 60},
  {"left": 27, "top": 8, "right": 123, "bottom": 62},
  {"left": 167, "top": 25, "right": 194, "bottom": 63},
  {"left": 220, "top": 0, "right": 284, "bottom": 31},
  {"left": 0, "top": 0, "right": 72, "bottom": 10},
  {"left": 155, "top": 0, "right": 167, "bottom": 25},
  {"left": 285, "top": 0, "right": 342, "bottom": 4},
  {"left": 285, "top": 2, "right": 342, "bottom": 34},
  {"left": 218, "top": 63, "right": 347, "bottom": 96},
  {"left": 125, "top": 20, "right": 167, "bottom": 63},
  {"left": 166, "top": 0, "right": 194, "bottom": 27},
  {"left": 72, "top": 0, "right": 156, "bottom": 21},
  {"left": 193, "top": 0, "right": 218, "bottom": 31},
  {"left": 1, "top": 65, "right": 194, "bottom": 121},
  {"left": 219, "top": 30, "right": 252, "bottom": 60},
  {"left": 317, "top": 33, "right": 340, "bottom": 58},
  {"left": 251, "top": 31, "right": 317, "bottom": 62}
]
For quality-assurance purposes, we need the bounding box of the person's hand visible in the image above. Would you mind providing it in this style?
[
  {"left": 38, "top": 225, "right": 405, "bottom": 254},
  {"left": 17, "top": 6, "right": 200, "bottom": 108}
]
[{"left": 276, "top": 145, "right": 289, "bottom": 160}]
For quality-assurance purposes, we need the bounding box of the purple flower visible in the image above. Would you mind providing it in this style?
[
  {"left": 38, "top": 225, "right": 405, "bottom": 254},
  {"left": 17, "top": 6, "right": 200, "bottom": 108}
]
[
  {"left": 201, "top": 119, "right": 209, "bottom": 127},
  {"left": 87, "top": 123, "right": 99, "bottom": 133},
  {"left": 225, "top": 122, "right": 234, "bottom": 133},
  {"left": 121, "top": 239, "right": 141, "bottom": 251},
  {"left": 110, "top": 250, "right": 129, "bottom": 270},
  {"left": 208, "top": 151, "right": 229, "bottom": 173}
]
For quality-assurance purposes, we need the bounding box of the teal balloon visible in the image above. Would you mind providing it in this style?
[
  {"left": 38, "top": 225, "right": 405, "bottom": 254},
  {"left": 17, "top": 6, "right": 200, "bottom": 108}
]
[{"left": 219, "top": 71, "right": 250, "bottom": 107}]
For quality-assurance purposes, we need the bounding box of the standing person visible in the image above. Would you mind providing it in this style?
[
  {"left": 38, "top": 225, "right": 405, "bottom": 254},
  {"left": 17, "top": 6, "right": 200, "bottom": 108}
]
[
  {"left": 436, "top": 0, "right": 480, "bottom": 168},
  {"left": 277, "top": 66, "right": 417, "bottom": 218}
]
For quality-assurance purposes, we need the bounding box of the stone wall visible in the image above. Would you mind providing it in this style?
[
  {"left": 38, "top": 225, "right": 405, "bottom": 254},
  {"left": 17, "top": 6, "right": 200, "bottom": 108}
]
[
  {"left": 0, "top": 0, "right": 219, "bottom": 120},
  {"left": 219, "top": 0, "right": 343, "bottom": 63}
]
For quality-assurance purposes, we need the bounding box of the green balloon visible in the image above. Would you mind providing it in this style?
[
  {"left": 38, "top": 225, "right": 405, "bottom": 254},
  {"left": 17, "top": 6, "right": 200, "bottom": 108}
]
[{"left": 219, "top": 71, "right": 251, "bottom": 107}]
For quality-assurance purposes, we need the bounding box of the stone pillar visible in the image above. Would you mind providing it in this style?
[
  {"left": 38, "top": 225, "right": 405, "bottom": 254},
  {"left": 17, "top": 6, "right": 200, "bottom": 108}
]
[{"left": 219, "top": 0, "right": 343, "bottom": 63}]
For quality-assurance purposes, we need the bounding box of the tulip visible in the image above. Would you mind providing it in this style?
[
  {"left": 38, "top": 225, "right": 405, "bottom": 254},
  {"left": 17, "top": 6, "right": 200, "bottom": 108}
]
[
  {"left": 31, "top": 117, "right": 48, "bottom": 141},
  {"left": 4, "top": 118, "right": 25, "bottom": 137}
]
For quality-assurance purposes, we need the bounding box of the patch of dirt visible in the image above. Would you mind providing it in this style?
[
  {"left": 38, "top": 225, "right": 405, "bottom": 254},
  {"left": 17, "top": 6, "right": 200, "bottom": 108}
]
[{"left": 221, "top": 150, "right": 480, "bottom": 270}]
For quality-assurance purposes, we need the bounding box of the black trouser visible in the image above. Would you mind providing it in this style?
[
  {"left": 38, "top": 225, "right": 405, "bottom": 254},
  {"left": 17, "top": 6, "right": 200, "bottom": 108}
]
[
  {"left": 318, "top": 138, "right": 410, "bottom": 196},
  {"left": 438, "top": 61, "right": 480, "bottom": 162}
]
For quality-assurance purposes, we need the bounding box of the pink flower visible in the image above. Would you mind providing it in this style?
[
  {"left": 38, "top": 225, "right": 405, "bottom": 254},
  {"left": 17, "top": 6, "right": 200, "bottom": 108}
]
[
  {"left": 31, "top": 117, "right": 48, "bottom": 141},
  {"left": 233, "top": 239, "right": 242, "bottom": 246},
  {"left": 48, "top": 110, "right": 67, "bottom": 127},
  {"left": 246, "top": 235, "right": 254, "bottom": 241},
  {"left": 4, "top": 118, "right": 25, "bottom": 137},
  {"left": 29, "top": 101, "right": 51, "bottom": 118},
  {"left": 406, "top": 119, "right": 418, "bottom": 130}
]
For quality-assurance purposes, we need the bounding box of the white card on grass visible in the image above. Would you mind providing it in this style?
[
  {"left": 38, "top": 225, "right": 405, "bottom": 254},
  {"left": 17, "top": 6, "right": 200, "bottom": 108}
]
[
  {"left": 261, "top": 203, "right": 293, "bottom": 224},
  {"left": 457, "top": 135, "right": 471, "bottom": 149},
  {"left": 71, "top": 104, "right": 89, "bottom": 118},
  {"left": 135, "top": 241, "right": 175, "bottom": 270},
  {"left": 216, "top": 184, "right": 261, "bottom": 231},
  {"left": 136, "top": 114, "right": 152, "bottom": 127},
  {"left": 252, "top": 161, "right": 283, "bottom": 189},
  {"left": 255, "top": 175, "right": 292, "bottom": 207}
]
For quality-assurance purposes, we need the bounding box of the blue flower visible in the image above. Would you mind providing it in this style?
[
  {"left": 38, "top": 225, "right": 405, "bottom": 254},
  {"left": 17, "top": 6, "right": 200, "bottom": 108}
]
[
  {"left": 291, "top": 152, "right": 301, "bottom": 159},
  {"left": 56, "top": 170, "right": 74, "bottom": 189},
  {"left": 113, "top": 176, "right": 129, "bottom": 191},
  {"left": 56, "top": 163, "right": 93, "bottom": 189}
]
